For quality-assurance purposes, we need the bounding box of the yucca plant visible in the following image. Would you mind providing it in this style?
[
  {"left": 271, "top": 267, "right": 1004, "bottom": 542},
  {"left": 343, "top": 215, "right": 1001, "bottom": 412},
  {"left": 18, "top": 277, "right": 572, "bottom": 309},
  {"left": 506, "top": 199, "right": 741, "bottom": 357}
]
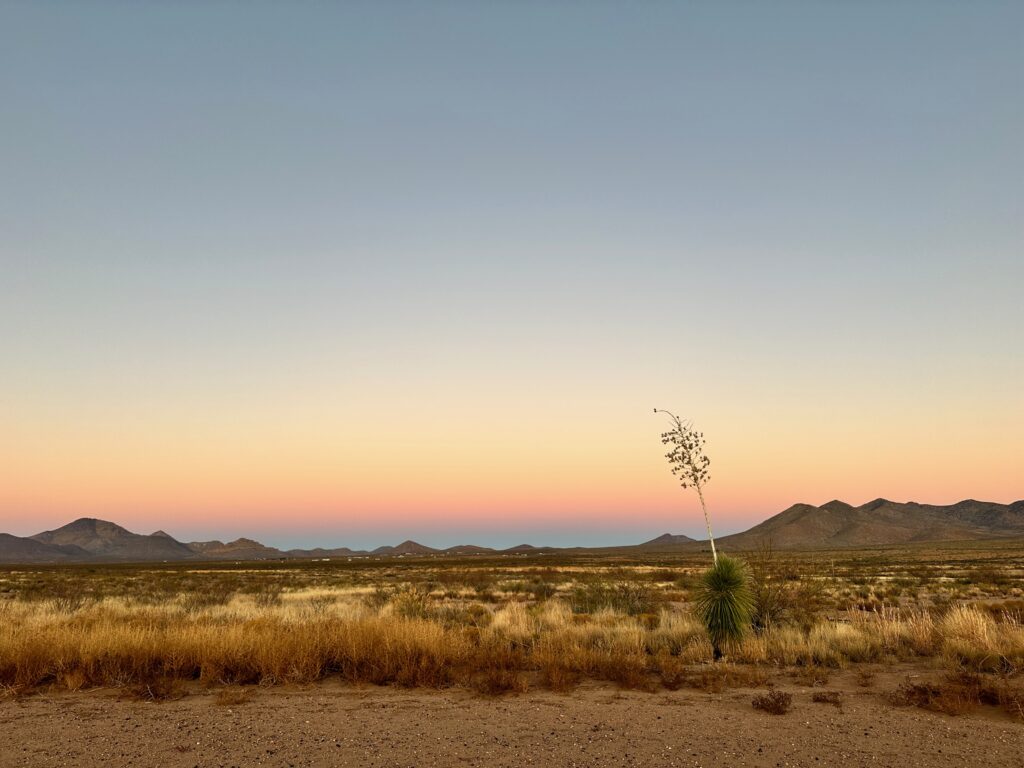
[
  {"left": 695, "top": 555, "right": 755, "bottom": 660},
  {"left": 653, "top": 409, "right": 752, "bottom": 658}
]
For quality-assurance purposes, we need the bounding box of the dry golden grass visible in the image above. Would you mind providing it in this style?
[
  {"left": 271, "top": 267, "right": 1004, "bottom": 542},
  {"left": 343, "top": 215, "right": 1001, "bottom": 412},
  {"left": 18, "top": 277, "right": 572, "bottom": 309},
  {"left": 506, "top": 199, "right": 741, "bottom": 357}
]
[
  {"left": 2, "top": 591, "right": 1021, "bottom": 699},
  {"left": 888, "top": 671, "right": 1024, "bottom": 720},
  {"left": 2, "top": 546, "right": 1023, "bottom": 714}
]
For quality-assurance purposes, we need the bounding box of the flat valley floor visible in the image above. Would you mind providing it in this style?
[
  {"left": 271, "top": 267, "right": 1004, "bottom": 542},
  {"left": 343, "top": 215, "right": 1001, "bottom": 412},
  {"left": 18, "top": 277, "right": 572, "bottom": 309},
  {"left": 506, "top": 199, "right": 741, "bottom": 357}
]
[{"left": 2, "top": 674, "right": 1021, "bottom": 768}]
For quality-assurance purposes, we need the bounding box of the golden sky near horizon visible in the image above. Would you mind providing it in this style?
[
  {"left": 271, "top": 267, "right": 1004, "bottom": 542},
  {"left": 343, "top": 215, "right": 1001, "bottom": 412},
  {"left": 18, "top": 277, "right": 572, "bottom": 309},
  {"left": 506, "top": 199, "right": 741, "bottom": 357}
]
[{"left": 3, "top": 342, "right": 1020, "bottom": 545}]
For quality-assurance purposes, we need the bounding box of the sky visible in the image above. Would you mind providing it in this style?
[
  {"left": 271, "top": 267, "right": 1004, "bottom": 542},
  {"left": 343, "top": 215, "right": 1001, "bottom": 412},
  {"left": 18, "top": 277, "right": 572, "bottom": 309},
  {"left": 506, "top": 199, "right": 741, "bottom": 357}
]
[{"left": 1, "top": 2, "right": 1021, "bottom": 549}]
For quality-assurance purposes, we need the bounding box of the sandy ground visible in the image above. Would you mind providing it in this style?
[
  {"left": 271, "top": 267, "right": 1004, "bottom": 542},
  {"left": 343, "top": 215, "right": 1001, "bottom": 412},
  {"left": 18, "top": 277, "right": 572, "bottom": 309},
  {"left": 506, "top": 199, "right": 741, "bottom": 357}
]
[{"left": 1, "top": 674, "right": 1021, "bottom": 768}]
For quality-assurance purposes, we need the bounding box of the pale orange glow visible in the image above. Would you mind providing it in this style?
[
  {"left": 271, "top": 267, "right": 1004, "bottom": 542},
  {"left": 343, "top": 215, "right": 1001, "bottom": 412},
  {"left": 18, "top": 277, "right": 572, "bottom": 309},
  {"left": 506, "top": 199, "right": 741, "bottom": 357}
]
[{"left": 2, "top": 374, "right": 1020, "bottom": 542}]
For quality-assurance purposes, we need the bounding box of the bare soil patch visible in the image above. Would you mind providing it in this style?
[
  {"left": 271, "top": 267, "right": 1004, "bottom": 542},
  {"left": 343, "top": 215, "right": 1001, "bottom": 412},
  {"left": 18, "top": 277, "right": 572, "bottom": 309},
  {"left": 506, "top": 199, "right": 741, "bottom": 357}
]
[{"left": 1, "top": 673, "right": 1020, "bottom": 768}]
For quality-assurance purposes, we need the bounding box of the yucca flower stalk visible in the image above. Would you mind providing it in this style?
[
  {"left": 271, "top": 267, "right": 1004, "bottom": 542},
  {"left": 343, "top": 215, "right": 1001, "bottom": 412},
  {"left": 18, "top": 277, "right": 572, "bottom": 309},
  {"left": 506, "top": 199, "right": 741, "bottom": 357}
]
[{"left": 653, "top": 408, "right": 716, "bottom": 563}]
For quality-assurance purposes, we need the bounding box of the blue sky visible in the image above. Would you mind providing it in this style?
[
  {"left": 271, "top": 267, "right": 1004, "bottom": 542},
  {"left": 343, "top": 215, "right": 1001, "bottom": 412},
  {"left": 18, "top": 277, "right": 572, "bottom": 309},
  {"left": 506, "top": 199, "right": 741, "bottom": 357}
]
[{"left": 1, "top": 2, "right": 1021, "bottom": 549}]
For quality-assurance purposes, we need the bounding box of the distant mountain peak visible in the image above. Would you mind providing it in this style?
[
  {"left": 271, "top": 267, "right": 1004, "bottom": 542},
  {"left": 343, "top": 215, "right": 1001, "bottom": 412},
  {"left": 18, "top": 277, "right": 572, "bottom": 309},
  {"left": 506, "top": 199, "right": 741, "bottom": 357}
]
[
  {"left": 445, "top": 544, "right": 494, "bottom": 554},
  {"left": 861, "top": 498, "right": 892, "bottom": 510},
  {"left": 59, "top": 517, "right": 128, "bottom": 533},
  {"left": 781, "top": 502, "right": 817, "bottom": 513},
  {"left": 187, "top": 538, "right": 282, "bottom": 558},
  {"left": 30, "top": 518, "right": 195, "bottom": 560},
  {"left": 370, "top": 540, "right": 440, "bottom": 555},
  {"left": 227, "top": 537, "right": 264, "bottom": 547},
  {"left": 720, "top": 497, "right": 1024, "bottom": 549},
  {"left": 392, "top": 540, "right": 439, "bottom": 554},
  {"left": 641, "top": 533, "right": 696, "bottom": 546},
  {"left": 819, "top": 500, "right": 854, "bottom": 513}
]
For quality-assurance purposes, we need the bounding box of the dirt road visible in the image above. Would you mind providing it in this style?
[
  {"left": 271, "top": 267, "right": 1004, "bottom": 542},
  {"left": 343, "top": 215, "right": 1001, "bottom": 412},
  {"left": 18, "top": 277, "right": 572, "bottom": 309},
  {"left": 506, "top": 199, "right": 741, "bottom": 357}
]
[{"left": 1, "top": 677, "right": 1020, "bottom": 768}]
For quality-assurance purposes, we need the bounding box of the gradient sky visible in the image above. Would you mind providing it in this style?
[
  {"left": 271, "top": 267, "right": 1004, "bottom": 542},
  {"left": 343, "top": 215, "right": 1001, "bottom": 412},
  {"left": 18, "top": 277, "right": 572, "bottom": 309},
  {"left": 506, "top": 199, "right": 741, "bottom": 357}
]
[{"left": 1, "top": 2, "right": 1021, "bottom": 549}]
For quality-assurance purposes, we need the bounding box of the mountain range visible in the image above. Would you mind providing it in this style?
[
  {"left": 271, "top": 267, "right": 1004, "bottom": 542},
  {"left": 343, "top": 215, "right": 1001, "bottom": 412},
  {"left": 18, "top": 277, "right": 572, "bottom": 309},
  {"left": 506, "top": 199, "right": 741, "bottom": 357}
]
[
  {"left": 0, "top": 498, "right": 1021, "bottom": 563},
  {"left": 715, "top": 498, "right": 1024, "bottom": 549}
]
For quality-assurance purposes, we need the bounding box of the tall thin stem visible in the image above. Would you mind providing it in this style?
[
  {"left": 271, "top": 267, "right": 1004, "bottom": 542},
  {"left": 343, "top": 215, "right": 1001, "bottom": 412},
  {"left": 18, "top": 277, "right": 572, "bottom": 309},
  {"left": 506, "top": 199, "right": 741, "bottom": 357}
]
[
  {"left": 695, "top": 482, "right": 717, "bottom": 565},
  {"left": 654, "top": 408, "right": 717, "bottom": 566}
]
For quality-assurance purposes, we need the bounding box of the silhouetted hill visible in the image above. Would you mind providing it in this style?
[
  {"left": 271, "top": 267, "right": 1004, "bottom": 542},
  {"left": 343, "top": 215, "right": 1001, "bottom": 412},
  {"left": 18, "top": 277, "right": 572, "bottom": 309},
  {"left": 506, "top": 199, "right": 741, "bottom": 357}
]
[
  {"left": 188, "top": 538, "right": 285, "bottom": 560},
  {"left": 2, "top": 498, "right": 1022, "bottom": 563},
  {"left": 372, "top": 540, "right": 441, "bottom": 556},
  {"left": 31, "top": 518, "right": 196, "bottom": 561},
  {"left": 716, "top": 498, "right": 1024, "bottom": 549},
  {"left": 640, "top": 533, "right": 696, "bottom": 547},
  {"left": 444, "top": 545, "right": 495, "bottom": 555}
]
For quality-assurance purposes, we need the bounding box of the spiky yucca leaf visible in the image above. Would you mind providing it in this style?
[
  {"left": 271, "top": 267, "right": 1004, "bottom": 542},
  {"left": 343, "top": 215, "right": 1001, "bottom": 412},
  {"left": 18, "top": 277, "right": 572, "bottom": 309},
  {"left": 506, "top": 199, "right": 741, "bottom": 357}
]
[{"left": 695, "top": 555, "right": 754, "bottom": 659}]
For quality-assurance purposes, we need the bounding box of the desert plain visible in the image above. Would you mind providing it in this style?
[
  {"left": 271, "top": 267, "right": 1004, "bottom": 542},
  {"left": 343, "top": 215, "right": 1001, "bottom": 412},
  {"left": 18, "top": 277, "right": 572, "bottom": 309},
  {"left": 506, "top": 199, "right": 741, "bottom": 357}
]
[{"left": 1, "top": 540, "right": 1022, "bottom": 767}]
